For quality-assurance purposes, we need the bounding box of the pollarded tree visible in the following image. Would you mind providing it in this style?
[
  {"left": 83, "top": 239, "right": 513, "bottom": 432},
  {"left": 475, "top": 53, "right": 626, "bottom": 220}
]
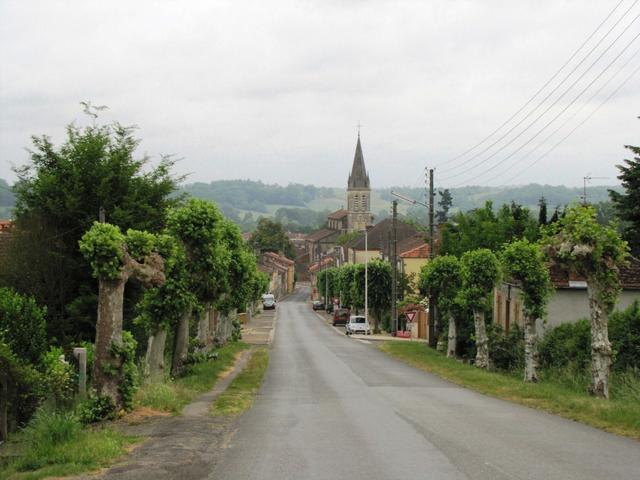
[
  {"left": 366, "top": 260, "right": 392, "bottom": 334},
  {"left": 419, "top": 256, "right": 462, "bottom": 358},
  {"left": 136, "top": 234, "right": 195, "bottom": 381},
  {"left": 7, "top": 109, "right": 179, "bottom": 342},
  {"left": 79, "top": 223, "right": 165, "bottom": 409},
  {"left": 337, "top": 264, "right": 357, "bottom": 309},
  {"left": 500, "top": 240, "right": 552, "bottom": 382},
  {"left": 460, "top": 249, "right": 501, "bottom": 368},
  {"left": 166, "top": 199, "right": 231, "bottom": 375},
  {"left": 541, "top": 205, "right": 629, "bottom": 398}
]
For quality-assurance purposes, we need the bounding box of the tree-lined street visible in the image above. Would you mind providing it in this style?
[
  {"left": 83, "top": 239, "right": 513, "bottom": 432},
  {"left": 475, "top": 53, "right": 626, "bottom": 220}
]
[{"left": 211, "top": 286, "right": 640, "bottom": 480}]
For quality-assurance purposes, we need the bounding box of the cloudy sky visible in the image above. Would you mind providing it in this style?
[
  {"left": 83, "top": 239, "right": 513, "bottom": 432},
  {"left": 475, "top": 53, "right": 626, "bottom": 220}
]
[{"left": 1, "top": 0, "right": 638, "bottom": 189}]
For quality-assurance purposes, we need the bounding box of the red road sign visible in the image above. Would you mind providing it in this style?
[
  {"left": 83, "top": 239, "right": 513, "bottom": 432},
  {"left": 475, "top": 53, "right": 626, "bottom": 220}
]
[{"left": 405, "top": 311, "right": 416, "bottom": 322}]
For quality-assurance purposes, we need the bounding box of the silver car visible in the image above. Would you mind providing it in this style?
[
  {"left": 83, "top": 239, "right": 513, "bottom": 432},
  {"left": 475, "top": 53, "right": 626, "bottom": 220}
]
[{"left": 345, "top": 315, "right": 371, "bottom": 335}]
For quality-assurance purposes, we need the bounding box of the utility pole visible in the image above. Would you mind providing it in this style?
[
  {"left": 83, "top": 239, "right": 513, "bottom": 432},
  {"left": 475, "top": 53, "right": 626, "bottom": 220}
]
[
  {"left": 582, "top": 174, "right": 608, "bottom": 205},
  {"left": 391, "top": 200, "right": 398, "bottom": 335},
  {"left": 427, "top": 168, "right": 437, "bottom": 347}
]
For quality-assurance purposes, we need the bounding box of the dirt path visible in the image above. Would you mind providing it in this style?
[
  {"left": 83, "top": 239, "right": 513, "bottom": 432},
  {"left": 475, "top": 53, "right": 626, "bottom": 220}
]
[{"left": 76, "top": 349, "right": 253, "bottom": 480}]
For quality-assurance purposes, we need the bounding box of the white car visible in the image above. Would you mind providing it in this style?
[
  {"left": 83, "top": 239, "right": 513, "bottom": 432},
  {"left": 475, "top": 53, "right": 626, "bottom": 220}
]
[
  {"left": 345, "top": 315, "right": 371, "bottom": 335},
  {"left": 262, "top": 293, "right": 276, "bottom": 310}
]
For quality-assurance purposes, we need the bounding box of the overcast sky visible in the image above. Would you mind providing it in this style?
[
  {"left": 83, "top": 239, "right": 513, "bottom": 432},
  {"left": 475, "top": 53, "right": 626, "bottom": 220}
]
[{"left": 1, "top": 0, "right": 638, "bottom": 189}]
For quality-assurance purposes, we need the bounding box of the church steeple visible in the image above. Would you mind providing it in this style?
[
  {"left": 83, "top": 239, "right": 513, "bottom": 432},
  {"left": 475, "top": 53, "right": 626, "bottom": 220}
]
[
  {"left": 346, "top": 133, "right": 373, "bottom": 232},
  {"left": 348, "top": 134, "right": 370, "bottom": 189}
]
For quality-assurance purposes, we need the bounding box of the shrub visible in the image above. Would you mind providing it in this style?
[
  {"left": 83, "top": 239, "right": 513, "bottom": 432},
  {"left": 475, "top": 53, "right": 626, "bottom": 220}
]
[
  {"left": 76, "top": 395, "right": 116, "bottom": 424},
  {"left": 609, "top": 300, "right": 640, "bottom": 371},
  {"left": 111, "top": 331, "right": 139, "bottom": 410},
  {"left": 0, "top": 287, "right": 47, "bottom": 364},
  {"left": 42, "top": 347, "right": 75, "bottom": 408},
  {"left": 231, "top": 319, "right": 242, "bottom": 342},
  {"left": 538, "top": 319, "right": 591, "bottom": 371},
  {"left": 488, "top": 324, "right": 525, "bottom": 372}
]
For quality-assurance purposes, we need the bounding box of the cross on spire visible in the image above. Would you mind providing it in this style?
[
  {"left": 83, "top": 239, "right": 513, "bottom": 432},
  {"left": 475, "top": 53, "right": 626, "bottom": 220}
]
[{"left": 357, "top": 121, "right": 362, "bottom": 137}]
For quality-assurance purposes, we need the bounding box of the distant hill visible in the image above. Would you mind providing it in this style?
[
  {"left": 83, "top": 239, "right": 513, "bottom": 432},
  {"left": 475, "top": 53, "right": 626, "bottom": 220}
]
[
  {"left": 179, "top": 180, "right": 622, "bottom": 228},
  {"left": 0, "top": 178, "right": 623, "bottom": 229}
]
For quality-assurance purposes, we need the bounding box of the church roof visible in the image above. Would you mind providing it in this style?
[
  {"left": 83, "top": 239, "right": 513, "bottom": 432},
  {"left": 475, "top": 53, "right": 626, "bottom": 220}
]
[{"left": 348, "top": 135, "right": 370, "bottom": 189}]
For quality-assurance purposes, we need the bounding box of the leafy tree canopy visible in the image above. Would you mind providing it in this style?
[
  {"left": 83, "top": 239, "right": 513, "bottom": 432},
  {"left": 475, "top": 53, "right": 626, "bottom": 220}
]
[
  {"left": 541, "top": 204, "right": 628, "bottom": 310},
  {"left": 500, "top": 239, "right": 552, "bottom": 319},
  {"left": 460, "top": 249, "right": 501, "bottom": 310},
  {"left": 249, "top": 217, "right": 296, "bottom": 259},
  {"left": 609, "top": 140, "right": 640, "bottom": 255},
  {"left": 419, "top": 255, "right": 462, "bottom": 315},
  {"left": 1, "top": 110, "right": 180, "bottom": 341}
]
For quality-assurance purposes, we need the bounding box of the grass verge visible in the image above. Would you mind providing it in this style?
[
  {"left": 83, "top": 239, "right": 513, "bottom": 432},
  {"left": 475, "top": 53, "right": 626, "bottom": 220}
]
[
  {"left": 212, "top": 347, "right": 269, "bottom": 417},
  {"left": 0, "top": 410, "right": 137, "bottom": 480},
  {"left": 379, "top": 341, "right": 640, "bottom": 440},
  {"left": 134, "top": 341, "right": 250, "bottom": 414}
]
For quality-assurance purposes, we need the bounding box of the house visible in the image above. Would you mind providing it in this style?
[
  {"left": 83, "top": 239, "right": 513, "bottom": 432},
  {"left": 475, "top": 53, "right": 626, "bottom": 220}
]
[
  {"left": 345, "top": 218, "right": 420, "bottom": 265},
  {"left": 398, "top": 236, "right": 431, "bottom": 290},
  {"left": 0, "top": 220, "right": 14, "bottom": 261},
  {"left": 327, "top": 209, "right": 349, "bottom": 232},
  {"left": 493, "top": 257, "right": 640, "bottom": 334},
  {"left": 259, "top": 251, "right": 295, "bottom": 299}
]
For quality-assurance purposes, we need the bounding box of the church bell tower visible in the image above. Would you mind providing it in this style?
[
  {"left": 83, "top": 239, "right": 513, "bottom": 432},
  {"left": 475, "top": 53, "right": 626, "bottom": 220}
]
[{"left": 347, "top": 133, "right": 373, "bottom": 232}]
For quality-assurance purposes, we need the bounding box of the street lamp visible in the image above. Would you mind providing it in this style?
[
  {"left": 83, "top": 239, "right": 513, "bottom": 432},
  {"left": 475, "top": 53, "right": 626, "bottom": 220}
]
[{"left": 364, "top": 227, "right": 368, "bottom": 324}]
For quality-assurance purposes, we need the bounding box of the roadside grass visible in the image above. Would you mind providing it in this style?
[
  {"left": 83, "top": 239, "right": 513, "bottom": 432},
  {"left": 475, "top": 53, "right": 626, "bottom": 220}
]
[
  {"left": 0, "top": 409, "right": 137, "bottom": 480},
  {"left": 134, "top": 341, "right": 250, "bottom": 414},
  {"left": 212, "top": 347, "right": 269, "bottom": 417},
  {"left": 379, "top": 341, "right": 640, "bottom": 440}
]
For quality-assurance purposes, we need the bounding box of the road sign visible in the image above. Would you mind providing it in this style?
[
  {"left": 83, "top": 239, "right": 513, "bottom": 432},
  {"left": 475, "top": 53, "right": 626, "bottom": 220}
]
[{"left": 406, "top": 311, "right": 416, "bottom": 322}]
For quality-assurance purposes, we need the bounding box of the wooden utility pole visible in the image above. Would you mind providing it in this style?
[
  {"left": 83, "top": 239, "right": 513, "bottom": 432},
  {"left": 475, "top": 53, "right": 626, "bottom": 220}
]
[
  {"left": 427, "top": 168, "right": 437, "bottom": 347},
  {"left": 391, "top": 200, "right": 398, "bottom": 335}
]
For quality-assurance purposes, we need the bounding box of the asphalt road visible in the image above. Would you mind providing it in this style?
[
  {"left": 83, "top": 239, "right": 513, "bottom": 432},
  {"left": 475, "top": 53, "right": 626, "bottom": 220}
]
[{"left": 210, "top": 286, "right": 640, "bottom": 480}]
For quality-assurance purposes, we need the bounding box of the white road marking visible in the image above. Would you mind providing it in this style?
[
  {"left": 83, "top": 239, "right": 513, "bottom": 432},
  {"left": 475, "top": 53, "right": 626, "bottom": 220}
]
[{"left": 356, "top": 339, "right": 372, "bottom": 345}]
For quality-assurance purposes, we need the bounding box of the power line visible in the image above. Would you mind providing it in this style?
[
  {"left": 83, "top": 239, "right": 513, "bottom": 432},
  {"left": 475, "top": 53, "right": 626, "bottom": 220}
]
[
  {"left": 497, "top": 62, "right": 640, "bottom": 186},
  {"left": 448, "top": 29, "right": 640, "bottom": 187},
  {"left": 476, "top": 45, "right": 640, "bottom": 186},
  {"left": 437, "top": 0, "right": 638, "bottom": 174},
  {"left": 443, "top": 20, "right": 640, "bottom": 187}
]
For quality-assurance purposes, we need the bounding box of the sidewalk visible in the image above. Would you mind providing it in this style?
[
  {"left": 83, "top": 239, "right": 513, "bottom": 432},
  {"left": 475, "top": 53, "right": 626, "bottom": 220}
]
[
  {"left": 315, "top": 309, "right": 427, "bottom": 343},
  {"left": 241, "top": 309, "right": 276, "bottom": 345}
]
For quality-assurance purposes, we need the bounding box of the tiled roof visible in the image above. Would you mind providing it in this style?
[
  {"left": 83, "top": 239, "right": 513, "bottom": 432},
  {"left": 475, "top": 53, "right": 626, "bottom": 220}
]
[
  {"left": 397, "top": 234, "right": 427, "bottom": 256},
  {"left": 309, "top": 255, "right": 336, "bottom": 273},
  {"left": 400, "top": 243, "right": 430, "bottom": 259},
  {"left": 348, "top": 218, "right": 419, "bottom": 251},
  {"left": 549, "top": 257, "right": 640, "bottom": 290},
  {"left": 263, "top": 251, "right": 294, "bottom": 266},
  {"left": 327, "top": 209, "right": 348, "bottom": 220},
  {"left": 305, "top": 229, "right": 339, "bottom": 242}
]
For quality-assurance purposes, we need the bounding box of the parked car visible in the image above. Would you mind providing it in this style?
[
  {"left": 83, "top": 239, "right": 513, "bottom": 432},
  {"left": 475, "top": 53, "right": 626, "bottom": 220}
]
[
  {"left": 262, "top": 293, "right": 276, "bottom": 310},
  {"left": 326, "top": 303, "right": 334, "bottom": 314},
  {"left": 312, "top": 300, "right": 324, "bottom": 310},
  {"left": 345, "top": 315, "right": 371, "bottom": 335},
  {"left": 332, "top": 307, "right": 351, "bottom": 326}
]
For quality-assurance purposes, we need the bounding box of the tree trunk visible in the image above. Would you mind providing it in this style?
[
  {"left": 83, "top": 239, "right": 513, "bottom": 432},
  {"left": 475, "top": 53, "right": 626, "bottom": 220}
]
[
  {"left": 93, "top": 278, "right": 127, "bottom": 407},
  {"left": 0, "top": 373, "right": 8, "bottom": 442},
  {"left": 93, "top": 251, "right": 165, "bottom": 409},
  {"left": 446, "top": 313, "right": 457, "bottom": 358},
  {"left": 145, "top": 326, "right": 167, "bottom": 382},
  {"left": 197, "top": 305, "right": 209, "bottom": 350},
  {"left": 587, "top": 283, "right": 612, "bottom": 399},
  {"left": 523, "top": 313, "right": 538, "bottom": 382},
  {"left": 473, "top": 309, "right": 489, "bottom": 368},
  {"left": 172, "top": 308, "right": 191, "bottom": 377}
]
